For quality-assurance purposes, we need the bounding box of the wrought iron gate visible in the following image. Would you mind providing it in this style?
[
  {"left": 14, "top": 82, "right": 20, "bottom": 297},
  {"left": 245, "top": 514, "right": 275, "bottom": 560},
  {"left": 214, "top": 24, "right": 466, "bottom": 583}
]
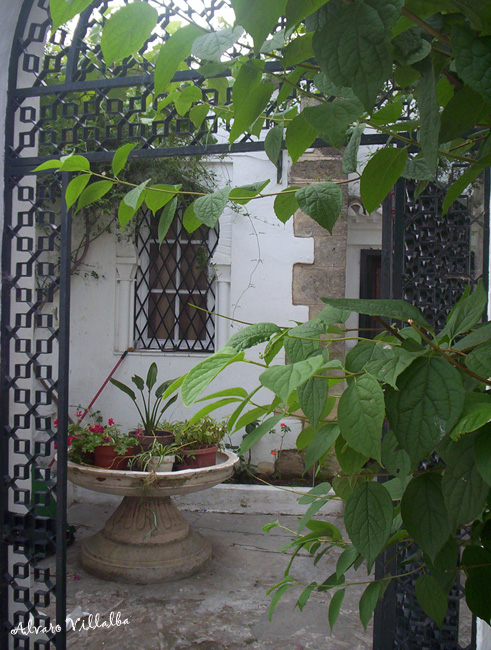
[{"left": 374, "top": 171, "right": 490, "bottom": 650}]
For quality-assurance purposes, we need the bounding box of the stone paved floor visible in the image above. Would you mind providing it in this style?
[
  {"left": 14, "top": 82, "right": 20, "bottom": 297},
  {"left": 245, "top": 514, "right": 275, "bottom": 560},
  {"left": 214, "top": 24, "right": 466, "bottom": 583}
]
[{"left": 53, "top": 502, "right": 372, "bottom": 650}]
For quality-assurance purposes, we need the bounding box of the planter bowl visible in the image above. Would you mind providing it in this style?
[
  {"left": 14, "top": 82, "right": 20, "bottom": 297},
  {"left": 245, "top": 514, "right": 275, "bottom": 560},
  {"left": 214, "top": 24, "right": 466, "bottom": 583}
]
[{"left": 146, "top": 455, "right": 175, "bottom": 473}]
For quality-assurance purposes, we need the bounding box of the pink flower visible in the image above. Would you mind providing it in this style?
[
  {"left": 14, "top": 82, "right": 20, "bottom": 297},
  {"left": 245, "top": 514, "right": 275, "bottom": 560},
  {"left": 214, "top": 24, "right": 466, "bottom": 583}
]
[
  {"left": 75, "top": 410, "right": 83, "bottom": 418},
  {"left": 53, "top": 419, "right": 58, "bottom": 427},
  {"left": 73, "top": 574, "right": 81, "bottom": 581},
  {"left": 108, "top": 418, "right": 114, "bottom": 426}
]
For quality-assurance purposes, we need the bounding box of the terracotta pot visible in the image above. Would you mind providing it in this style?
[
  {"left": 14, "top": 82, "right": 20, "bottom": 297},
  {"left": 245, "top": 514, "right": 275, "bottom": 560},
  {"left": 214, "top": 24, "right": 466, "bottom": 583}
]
[
  {"left": 94, "top": 445, "right": 136, "bottom": 470},
  {"left": 132, "top": 430, "right": 175, "bottom": 452},
  {"left": 174, "top": 445, "right": 218, "bottom": 471}
]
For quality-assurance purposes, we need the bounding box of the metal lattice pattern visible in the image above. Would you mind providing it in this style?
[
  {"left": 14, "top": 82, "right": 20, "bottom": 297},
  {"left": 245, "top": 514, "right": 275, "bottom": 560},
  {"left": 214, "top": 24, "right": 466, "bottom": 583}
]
[
  {"left": 375, "top": 175, "right": 488, "bottom": 650},
  {"left": 1, "top": 172, "right": 62, "bottom": 645},
  {"left": 134, "top": 207, "right": 218, "bottom": 351},
  {"left": 400, "top": 173, "right": 486, "bottom": 331}
]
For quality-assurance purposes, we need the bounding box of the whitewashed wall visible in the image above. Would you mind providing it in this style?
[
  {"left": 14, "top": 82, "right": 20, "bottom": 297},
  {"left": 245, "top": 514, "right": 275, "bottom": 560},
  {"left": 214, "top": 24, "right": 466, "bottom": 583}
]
[{"left": 67, "top": 150, "right": 312, "bottom": 460}]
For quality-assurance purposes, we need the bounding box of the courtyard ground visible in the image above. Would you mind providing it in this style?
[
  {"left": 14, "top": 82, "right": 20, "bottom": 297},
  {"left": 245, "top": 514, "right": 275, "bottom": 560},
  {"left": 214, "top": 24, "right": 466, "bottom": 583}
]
[{"left": 56, "top": 502, "right": 372, "bottom": 650}]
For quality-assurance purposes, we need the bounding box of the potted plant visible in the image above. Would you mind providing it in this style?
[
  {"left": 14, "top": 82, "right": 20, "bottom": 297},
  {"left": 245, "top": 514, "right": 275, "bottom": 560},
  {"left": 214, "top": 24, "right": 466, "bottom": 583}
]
[
  {"left": 110, "top": 363, "right": 177, "bottom": 449},
  {"left": 128, "top": 439, "right": 184, "bottom": 473},
  {"left": 68, "top": 418, "right": 138, "bottom": 470},
  {"left": 171, "top": 417, "right": 227, "bottom": 470}
]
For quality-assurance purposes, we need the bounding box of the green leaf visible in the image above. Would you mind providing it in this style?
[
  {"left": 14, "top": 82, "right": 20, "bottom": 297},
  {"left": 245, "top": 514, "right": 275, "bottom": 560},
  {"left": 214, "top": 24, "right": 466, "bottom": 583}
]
[
  {"left": 359, "top": 581, "right": 382, "bottom": 630},
  {"left": 262, "top": 520, "right": 279, "bottom": 533},
  {"left": 233, "top": 60, "right": 263, "bottom": 112},
  {"left": 286, "top": 0, "right": 331, "bottom": 29},
  {"left": 343, "top": 124, "right": 365, "bottom": 174},
  {"left": 145, "top": 184, "right": 181, "bottom": 216},
  {"left": 336, "top": 545, "right": 360, "bottom": 579},
  {"left": 285, "top": 112, "right": 318, "bottom": 165},
  {"left": 227, "top": 323, "right": 281, "bottom": 352},
  {"left": 400, "top": 473, "right": 451, "bottom": 561},
  {"left": 466, "top": 340, "right": 491, "bottom": 379},
  {"left": 65, "top": 174, "right": 90, "bottom": 210},
  {"left": 338, "top": 373, "right": 385, "bottom": 462},
  {"left": 381, "top": 430, "right": 411, "bottom": 482},
  {"left": 33, "top": 159, "right": 61, "bottom": 172},
  {"left": 298, "top": 374, "right": 330, "bottom": 430},
  {"left": 452, "top": 26, "right": 491, "bottom": 104},
  {"left": 229, "top": 180, "right": 270, "bottom": 205},
  {"left": 441, "top": 280, "right": 487, "bottom": 340},
  {"left": 124, "top": 179, "right": 150, "bottom": 210},
  {"left": 335, "top": 435, "right": 369, "bottom": 475},
  {"left": 386, "top": 357, "right": 465, "bottom": 467},
  {"left": 463, "top": 545, "right": 491, "bottom": 624},
  {"left": 442, "top": 431, "right": 489, "bottom": 530},
  {"left": 188, "top": 397, "right": 242, "bottom": 425},
  {"left": 49, "top": 0, "right": 93, "bottom": 31},
  {"left": 194, "top": 188, "right": 230, "bottom": 227},
  {"left": 284, "top": 320, "right": 325, "bottom": 364},
  {"left": 231, "top": 0, "right": 287, "bottom": 51},
  {"left": 260, "top": 29, "right": 286, "bottom": 54},
  {"left": 296, "top": 583, "right": 317, "bottom": 611},
  {"left": 175, "top": 85, "right": 202, "bottom": 116},
  {"left": 109, "top": 378, "right": 136, "bottom": 402},
  {"left": 145, "top": 362, "right": 158, "bottom": 390},
  {"left": 454, "top": 322, "right": 491, "bottom": 351},
  {"left": 474, "top": 424, "right": 491, "bottom": 485},
  {"left": 101, "top": 2, "right": 158, "bottom": 65},
  {"left": 283, "top": 33, "right": 314, "bottom": 68},
  {"left": 360, "top": 147, "right": 408, "bottom": 214},
  {"left": 415, "top": 56, "right": 440, "bottom": 174},
  {"left": 439, "top": 86, "right": 490, "bottom": 144},
  {"left": 296, "top": 182, "right": 343, "bottom": 234},
  {"left": 345, "top": 340, "right": 379, "bottom": 373},
  {"left": 239, "top": 414, "right": 284, "bottom": 454},
  {"left": 305, "top": 423, "right": 340, "bottom": 470},
  {"left": 59, "top": 155, "right": 90, "bottom": 172},
  {"left": 415, "top": 575, "right": 448, "bottom": 628},
  {"left": 268, "top": 582, "right": 294, "bottom": 621},
  {"left": 158, "top": 196, "right": 178, "bottom": 243},
  {"left": 229, "top": 82, "right": 275, "bottom": 143},
  {"left": 181, "top": 348, "right": 244, "bottom": 406},
  {"left": 328, "top": 589, "right": 346, "bottom": 629},
  {"left": 313, "top": 0, "right": 403, "bottom": 112},
  {"left": 264, "top": 125, "right": 283, "bottom": 167},
  {"left": 112, "top": 143, "right": 136, "bottom": 177},
  {"left": 189, "top": 104, "right": 209, "bottom": 130},
  {"left": 274, "top": 187, "right": 300, "bottom": 223},
  {"left": 345, "top": 481, "right": 393, "bottom": 570},
  {"left": 392, "top": 26, "right": 431, "bottom": 65},
  {"left": 191, "top": 26, "right": 244, "bottom": 61},
  {"left": 441, "top": 157, "right": 490, "bottom": 216},
  {"left": 451, "top": 392, "right": 491, "bottom": 439},
  {"left": 321, "top": 297, "right": 431, "bottom": 328},
  {"left": 182, "top": 202, "right": 202, "bottom": 234},
  {"left": 450, "top": 0, "right": 491, "bottom": 32},
  {"left": 154, "top": 24, "right": 204, "bottom": 96},
  {"left": 260, "top": 356, "right": 325, "bottom": 402},
  {"left": 402, "top": 157, "right": 433, "bottom": 181},
  {"left": 364, "top": 343, "right": 422, "bottom": 389},
  {"left": 304, "top": 99, "right": 364, "bottom": 148},
  {"left": 76, "top": 180, "right": 113, "bottom": 212}
]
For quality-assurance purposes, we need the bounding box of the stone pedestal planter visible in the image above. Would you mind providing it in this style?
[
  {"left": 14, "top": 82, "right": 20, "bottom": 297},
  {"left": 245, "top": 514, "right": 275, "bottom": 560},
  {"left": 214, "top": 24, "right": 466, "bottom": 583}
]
[{"left": 67, "top": 450, "right": 238, "bottom": 583}]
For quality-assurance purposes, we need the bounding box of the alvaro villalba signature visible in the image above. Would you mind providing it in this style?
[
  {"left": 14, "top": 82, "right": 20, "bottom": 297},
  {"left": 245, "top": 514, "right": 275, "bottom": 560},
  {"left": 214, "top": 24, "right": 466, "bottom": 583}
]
[{"left": 11, "top": 611, "right": 130, "bottom": 635}]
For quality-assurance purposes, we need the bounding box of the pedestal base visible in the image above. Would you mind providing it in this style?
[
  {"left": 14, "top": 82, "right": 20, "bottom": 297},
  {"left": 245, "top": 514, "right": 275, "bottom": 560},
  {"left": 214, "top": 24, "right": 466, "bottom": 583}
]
[{"left": 80, "top": 496, "right": 212, "bottom": 583}]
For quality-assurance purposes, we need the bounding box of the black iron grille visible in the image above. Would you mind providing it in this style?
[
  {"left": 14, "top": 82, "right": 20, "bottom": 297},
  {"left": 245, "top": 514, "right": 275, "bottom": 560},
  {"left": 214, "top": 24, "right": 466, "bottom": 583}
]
[{"left": 134, "top": 206, "right": 218, "bottom": 351}]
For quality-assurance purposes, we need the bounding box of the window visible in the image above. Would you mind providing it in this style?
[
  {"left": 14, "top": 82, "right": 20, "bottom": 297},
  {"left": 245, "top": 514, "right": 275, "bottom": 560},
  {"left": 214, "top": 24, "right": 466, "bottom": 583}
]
[{"left": 134, "top": 206, "right": 218, "bottom": 352}]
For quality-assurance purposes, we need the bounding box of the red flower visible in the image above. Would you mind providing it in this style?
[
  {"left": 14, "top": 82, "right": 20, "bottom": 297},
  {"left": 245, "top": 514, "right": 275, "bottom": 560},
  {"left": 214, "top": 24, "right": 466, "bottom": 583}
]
[
  {"left": 89, "top": 424, "right": 104, "bottom": 434},
  {"left": 67, "top": 436, "right": 73, "bottom": 446},
  {"left": 271, "top": 450, "right": 277, "bottom": 456},
  {"left": 280, "top": 422, "right": 286, "bottom": 427},
  {"left": 108, "top": 418, "right": 114, "bottom": 426},
  {"left": 104, "top": 436, "right": 110, "bottom": 442},
  {"left": 53, "top": 419, "right": 58, "bottom": 427},
  {"left": 75, "top": 410, "right": 83, "bottom": 418}
]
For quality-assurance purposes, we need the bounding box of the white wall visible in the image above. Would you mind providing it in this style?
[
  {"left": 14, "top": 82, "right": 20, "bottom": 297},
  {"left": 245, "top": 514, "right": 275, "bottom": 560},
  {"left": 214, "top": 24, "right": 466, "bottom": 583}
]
[{"left": 67, "top": 151, "right": 312, "bottom": 458}]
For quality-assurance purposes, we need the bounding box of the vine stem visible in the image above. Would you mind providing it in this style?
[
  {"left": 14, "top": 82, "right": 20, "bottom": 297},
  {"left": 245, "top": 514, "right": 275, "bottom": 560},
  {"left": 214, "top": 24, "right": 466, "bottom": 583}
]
[
  {"left": 408, "top": 320, "right": 491, "bottom": 387},
  {"left": 401, "top": 7, "right": 450, "bottom": 45}
]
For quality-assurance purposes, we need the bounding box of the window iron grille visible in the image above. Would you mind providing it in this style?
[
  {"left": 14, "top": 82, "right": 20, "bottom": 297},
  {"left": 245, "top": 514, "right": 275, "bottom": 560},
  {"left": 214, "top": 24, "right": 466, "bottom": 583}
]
[{"left": 134, "top": 206, "right": 218, "bottom": 352}]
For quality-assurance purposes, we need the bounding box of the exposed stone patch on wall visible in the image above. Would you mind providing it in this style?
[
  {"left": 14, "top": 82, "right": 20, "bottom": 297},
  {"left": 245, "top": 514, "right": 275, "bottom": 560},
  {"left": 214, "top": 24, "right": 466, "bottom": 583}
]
[{"left": 290, "top": 149, "right": 349, "bottom": 321}]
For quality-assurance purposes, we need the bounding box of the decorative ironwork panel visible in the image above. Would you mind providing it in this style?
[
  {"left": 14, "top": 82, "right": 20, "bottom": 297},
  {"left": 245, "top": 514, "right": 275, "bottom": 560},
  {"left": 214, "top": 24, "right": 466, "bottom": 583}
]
[
  {"left": 375, "top": 173, "right": 489, "bottom": 650},
  {"left": 134, "top": 206, "right": 218, "bottom": 351},
  {"left": 1, "top": 171, "right": 63, "bottom": 648}
]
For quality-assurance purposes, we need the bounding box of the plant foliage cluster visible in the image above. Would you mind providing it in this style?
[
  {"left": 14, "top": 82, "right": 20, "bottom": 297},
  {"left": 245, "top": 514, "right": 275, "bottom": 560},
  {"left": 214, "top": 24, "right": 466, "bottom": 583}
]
[{"left": 44, "top": 0, "right": 491, "bottom": 629}]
